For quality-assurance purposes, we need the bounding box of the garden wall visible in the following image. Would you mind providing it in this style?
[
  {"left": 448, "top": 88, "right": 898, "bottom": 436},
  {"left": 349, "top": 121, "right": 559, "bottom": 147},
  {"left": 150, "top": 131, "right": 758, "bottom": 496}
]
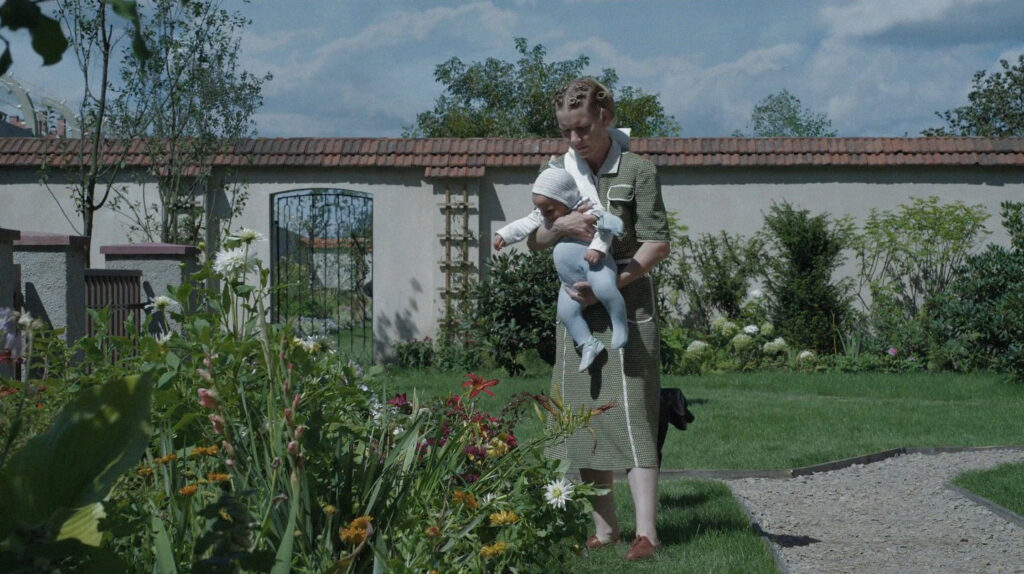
[{"left": 2, "top": 137, "right": 1022, "bottom": 359}]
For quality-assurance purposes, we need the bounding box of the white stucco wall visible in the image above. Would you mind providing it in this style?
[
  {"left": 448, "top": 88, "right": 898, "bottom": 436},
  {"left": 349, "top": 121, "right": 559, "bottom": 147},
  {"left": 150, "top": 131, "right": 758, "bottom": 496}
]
[{"left": 2, "top": 161, "right": 1022, "bottom": 360}]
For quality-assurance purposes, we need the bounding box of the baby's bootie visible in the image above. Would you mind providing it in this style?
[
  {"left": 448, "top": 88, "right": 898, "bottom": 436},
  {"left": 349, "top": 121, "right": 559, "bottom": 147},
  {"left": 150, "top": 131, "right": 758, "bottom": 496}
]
[{"left": 579, "top": 337, "right": 606, "bottom": 372}]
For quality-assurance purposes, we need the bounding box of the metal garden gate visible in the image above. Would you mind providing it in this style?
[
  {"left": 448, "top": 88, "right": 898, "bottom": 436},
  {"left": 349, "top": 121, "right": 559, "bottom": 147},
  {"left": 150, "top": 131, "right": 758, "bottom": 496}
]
[{"left": 271, "top": 189, "right": 373, "bottom": 362}]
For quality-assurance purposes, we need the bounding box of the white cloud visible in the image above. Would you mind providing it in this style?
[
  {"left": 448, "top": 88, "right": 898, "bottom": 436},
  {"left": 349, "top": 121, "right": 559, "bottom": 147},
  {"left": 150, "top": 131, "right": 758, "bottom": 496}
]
[{"left": 819, "top": 0, "right": 1007, "bottom": 39}]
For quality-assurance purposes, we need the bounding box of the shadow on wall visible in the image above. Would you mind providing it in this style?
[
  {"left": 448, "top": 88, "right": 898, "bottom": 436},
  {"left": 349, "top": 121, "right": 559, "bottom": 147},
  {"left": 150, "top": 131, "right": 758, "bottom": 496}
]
[
  {"left": 22, "top": 283, "right": 52, "bottom": 328},
  {"left": 375, "top": 278, "right": 424, "bottom": 357}
]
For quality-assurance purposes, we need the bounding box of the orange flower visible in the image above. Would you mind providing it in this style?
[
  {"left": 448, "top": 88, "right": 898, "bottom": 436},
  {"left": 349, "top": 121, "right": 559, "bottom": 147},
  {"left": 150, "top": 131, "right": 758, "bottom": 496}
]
[
  {"left": 137, "top": 466, "right": 154, "bottom": 477},
  {"left": 154, "top": 453, "right": 178, "bottom": 465},
  {"left": 178, "top": 484, "right": 198, "bottom": 496},
  {"left": 206, "top": 472, "right": 230, "bottom": 482},
  {"left": 453, "top": 490, "right": 478, "bottom": 509},
  {"left": 423, "top": 525, "right": 441, "bottom": 538},
  {"left": 462, "top": 373, "right": 498, "bottom": 399},
  {"left": 191, "top": 445, "right": 219, "bottom": 457},
  {"left": 339, "top": 515, "right": 373, "bottom": 545}
]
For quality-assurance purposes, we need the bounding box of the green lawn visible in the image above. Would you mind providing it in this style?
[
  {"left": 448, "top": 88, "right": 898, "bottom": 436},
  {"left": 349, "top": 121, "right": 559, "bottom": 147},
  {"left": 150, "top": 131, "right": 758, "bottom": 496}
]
[
  {"left": 953, "top": 461, "right": 1024, "bottom": 517},
  {"left": 566, "top": 479, "right": 779, "bottom": 573},
  {"left": 380, "top": 369, "right": 1024, "bottom": 470}
]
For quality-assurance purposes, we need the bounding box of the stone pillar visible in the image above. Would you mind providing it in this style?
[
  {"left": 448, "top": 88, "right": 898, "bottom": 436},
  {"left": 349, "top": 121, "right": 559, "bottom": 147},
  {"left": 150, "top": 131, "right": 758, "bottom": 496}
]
[
  {"left": 101, "top": 243, "right": 201, "bottom": 334},
  {"left": 0, "top": 228, "right": 19, "bottom": 310},
  {"left": 13, "top": 232, "right": 89, "bottom": 344}
]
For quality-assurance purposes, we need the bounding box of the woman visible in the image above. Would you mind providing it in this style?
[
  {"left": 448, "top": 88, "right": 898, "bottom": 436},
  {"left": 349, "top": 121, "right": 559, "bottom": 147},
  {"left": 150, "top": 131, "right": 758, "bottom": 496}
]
[{"left": 528, "top": 77, "right": 671, "bottom": 561}]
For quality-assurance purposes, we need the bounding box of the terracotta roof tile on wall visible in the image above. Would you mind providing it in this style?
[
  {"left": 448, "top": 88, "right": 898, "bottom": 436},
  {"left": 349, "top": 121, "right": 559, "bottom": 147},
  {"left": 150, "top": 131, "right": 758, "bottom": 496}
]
[{"left": 2, "top": 137, "right": 1024, "bottom": 178}]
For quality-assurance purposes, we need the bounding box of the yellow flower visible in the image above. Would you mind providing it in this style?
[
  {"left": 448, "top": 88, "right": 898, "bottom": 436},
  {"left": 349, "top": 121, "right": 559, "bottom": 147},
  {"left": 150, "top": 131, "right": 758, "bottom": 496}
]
[
  {"left": 219, "top": 508, "right": 233, "bottom": 522},
  {"left": 323, "top": 505, "right": 337, "bottom": 516},
  {"left": 489, "top": 510, "right": 519, "bottom": 526},
  {"left": 191, "top": 445, "right": 220, "bottom": 457},
  {"left": 480, "top": 541, "right": 507, "bottom": 558},
  {"left": 453, "top": 490, "right": 478, "bottom": 509},
  {"left": 154, "top": 453, "right": 177, "bottom": 465},
  {"left": 137, "top": 466, "right": 154, "bottom": 477},
  {"left": 486, "top": 437, "right": 509, "bottom": 458},
  {"left": 178, "top": 484, "right": 198, "bottom": 496},
  {"left": 423, "top": 525, "right": 441, "bottom": 538},
  {"left": 206, "top": 472, "right": 230, "bottom": 482}
]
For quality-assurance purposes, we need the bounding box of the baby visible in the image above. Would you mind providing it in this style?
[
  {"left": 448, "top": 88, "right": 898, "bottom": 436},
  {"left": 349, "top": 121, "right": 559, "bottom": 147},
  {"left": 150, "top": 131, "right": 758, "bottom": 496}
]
[{"left": 493, "top": 167, "right": 628, "bottom": 371}]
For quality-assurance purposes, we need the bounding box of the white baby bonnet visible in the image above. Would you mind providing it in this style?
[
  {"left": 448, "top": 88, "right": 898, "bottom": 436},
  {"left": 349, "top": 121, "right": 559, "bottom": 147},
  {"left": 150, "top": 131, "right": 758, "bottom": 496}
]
[{"left": 531, "top": 167, "right": 581, "bottom": 208}]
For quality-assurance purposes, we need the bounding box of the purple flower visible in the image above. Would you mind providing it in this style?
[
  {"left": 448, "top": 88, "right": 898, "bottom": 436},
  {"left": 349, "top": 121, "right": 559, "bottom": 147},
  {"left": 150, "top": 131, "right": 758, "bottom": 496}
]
[{"left": 887, "top": 347, "right": 898, "bottom": 357}]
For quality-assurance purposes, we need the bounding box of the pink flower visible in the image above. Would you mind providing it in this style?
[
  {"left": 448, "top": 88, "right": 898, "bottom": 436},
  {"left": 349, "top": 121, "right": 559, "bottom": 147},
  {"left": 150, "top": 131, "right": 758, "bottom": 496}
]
[
  {"left": 209, "top": 414, "right": 225, "bottom": 434},
  {"left": 198, "top": 388, "right": 218, "bottom": 409},
  {"left": 887, "top": 347, "right": 898, "bottom": 357},
  {"left": 294, "top": 425, "right": 307, "bottom": 440},
  {"left": 287, "top": 440, "right": 299, "bottom": 455},
  {"left": 284, "top": 407, "right": 293, "bottom": 424}
]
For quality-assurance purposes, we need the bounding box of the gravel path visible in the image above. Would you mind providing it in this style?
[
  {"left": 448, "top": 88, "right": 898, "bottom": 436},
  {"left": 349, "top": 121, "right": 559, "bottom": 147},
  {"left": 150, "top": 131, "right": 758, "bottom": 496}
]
[{"left": 726, "top": 449, "right": 1024, "bottom": 574}]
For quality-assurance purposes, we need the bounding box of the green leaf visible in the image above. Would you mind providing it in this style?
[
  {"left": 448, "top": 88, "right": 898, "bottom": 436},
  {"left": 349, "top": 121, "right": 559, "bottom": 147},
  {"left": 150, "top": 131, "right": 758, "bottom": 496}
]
[
  {"left": 56, "top": 502, "right": 105, "bottom": 547},
  {"left": 0, "top": 374, "right": 153, "bottom": 539},
  {"left": 270, "top": 480, "right": 299, "bottom": 574},
  {"left": 0, "top": 0, "right": 43, "bottom": 30},
  {"left": 29, "top": 15, "right": 67, "bottom": 66},
  {"left": 152, "top": 514, "right": 178, "bottom": 574},
  {"left": 0, "top": 46, "right": 11, "bottom": 76}
]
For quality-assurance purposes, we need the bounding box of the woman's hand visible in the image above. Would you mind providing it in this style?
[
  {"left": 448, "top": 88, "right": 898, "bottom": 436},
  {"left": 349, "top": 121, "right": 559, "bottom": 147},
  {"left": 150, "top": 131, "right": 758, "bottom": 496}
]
[
  {"left": 566, "top": 281, "right": 599, "bottom": 308},
  {"left": 492, "top": 234, "right": 506, "bottom": 252},
  {"left": 553, "top": 210, "right": 598, "bottom": 242}
]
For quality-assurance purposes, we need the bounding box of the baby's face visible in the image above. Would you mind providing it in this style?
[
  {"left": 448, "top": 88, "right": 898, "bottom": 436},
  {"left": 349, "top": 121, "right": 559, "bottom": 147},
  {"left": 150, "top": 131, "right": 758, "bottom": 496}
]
[{"left": 533, "top": 194, "right": 570, "bottom": 222}]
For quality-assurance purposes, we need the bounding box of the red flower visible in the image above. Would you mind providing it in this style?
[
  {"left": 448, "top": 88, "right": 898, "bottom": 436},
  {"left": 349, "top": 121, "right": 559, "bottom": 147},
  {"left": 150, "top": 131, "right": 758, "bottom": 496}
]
[{"left": 462, "top": 373, "right": 498, "bottom": 399}]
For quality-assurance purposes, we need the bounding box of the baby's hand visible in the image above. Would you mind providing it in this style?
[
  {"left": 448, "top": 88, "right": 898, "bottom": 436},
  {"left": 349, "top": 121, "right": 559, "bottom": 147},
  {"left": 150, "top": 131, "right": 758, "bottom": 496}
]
[
  {"left": 493, "top": 235, "right": 506, "bottom": 251},
  {"left": 584, "top": 249, "right": 602, "bottom": 264}
]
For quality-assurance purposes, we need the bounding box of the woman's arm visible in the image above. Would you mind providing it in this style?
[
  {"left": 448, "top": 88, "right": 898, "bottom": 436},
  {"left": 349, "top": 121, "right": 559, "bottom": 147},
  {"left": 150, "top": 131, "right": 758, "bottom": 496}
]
[{"left": 526, "top": 210, "right": 598, "bottom": 251}]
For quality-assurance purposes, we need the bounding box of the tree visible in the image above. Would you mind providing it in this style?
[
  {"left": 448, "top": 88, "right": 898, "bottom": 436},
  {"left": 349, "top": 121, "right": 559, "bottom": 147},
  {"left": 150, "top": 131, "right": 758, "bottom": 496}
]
[
  {"left": 108, "top": 0, "right": 270, "bottom": 245},
  {"left": 43, "top": 0, "right": 130, "bottom": 265},
  {"left": 734, "top": 89, "right": 837, "bottom": 137},
  {"left": 405, "top": 37, "right": 680, "bottom": 138},
  {"left": 0, "top": 0, "right": 146, "bottom": 75},
  {"left": 923, "top": 54, "right": 1024, "bottom": 136}
]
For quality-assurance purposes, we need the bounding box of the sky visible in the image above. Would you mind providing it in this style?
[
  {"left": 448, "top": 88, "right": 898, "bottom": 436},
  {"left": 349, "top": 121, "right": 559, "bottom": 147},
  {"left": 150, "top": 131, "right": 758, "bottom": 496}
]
[{"left": 3, "top": 0, "right": 1024, "bottom": 138}]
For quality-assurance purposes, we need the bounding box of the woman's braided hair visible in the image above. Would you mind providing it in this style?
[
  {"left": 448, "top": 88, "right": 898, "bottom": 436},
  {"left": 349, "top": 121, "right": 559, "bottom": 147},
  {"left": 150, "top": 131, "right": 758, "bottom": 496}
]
[{"left": 553, "top": 77, "right": 615, "bottom": 120}]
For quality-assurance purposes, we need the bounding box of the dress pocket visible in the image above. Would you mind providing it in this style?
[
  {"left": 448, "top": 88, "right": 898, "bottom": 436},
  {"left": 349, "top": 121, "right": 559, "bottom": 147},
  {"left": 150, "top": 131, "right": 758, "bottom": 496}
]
[{"left": 607, "top": 184, "right": 634, "bottom": 203}]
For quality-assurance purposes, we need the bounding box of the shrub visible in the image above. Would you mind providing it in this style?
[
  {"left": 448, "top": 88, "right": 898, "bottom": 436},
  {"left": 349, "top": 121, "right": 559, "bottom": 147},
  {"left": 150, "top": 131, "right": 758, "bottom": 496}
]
[
  {"left": 760, "top": 201, "right": 855, "bottom": 354},
  {"left": 474, "top": 250, "right": 559, "bottom": 376},
  {"left": 854, "top": 196, "right": 990, "bottom": 356},
  {"left": 391, "top": 336, "right": 435, "bottom": 369},
  {"left": 659, "top": 231, "right": 763, "bottom": 331},
  {"left": 931, "top": 201, "right": 1024, "bottom": 380}
]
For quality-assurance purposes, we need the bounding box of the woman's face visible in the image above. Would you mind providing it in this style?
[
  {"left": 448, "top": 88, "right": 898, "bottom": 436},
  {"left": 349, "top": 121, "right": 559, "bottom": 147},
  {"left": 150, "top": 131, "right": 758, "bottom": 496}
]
[
  {"left": 556, "top": 105, "right": 612, "bottom": 166},
  {"left": 532, "top": 194, "right": 570, "bottom": 223}
]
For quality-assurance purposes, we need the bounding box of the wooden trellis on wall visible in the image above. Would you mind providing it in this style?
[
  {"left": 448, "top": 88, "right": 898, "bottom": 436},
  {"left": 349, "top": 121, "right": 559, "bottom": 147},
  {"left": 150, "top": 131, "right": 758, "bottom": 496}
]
[{"left": 438, "top": 181, "right": 475, "bottom": 340}]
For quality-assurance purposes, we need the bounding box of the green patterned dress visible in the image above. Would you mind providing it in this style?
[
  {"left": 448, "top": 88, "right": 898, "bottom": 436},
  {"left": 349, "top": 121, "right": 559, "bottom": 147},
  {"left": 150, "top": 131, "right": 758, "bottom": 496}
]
[{"left": 544, "top": 143, "right": 670, "bottom": 470}]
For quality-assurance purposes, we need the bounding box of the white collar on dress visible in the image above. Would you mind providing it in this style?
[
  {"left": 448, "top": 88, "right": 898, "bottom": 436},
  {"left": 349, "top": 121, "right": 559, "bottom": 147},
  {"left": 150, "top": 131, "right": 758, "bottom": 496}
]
[{"left": 565, "top": 127, "right": 630, "bottom": 207}]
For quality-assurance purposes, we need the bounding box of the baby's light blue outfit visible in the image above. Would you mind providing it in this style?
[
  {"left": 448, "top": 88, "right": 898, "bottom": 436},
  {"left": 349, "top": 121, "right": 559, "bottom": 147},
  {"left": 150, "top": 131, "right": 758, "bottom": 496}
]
[{"left": 495, "top": 168, "right": 628, "bottom": 368}]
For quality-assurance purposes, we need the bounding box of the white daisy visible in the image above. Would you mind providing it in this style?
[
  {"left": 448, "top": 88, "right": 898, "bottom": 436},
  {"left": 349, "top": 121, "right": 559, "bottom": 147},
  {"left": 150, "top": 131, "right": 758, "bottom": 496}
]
[
  {"left": 229, "top": 228, "right": 265, "bottom": 245},
  {"left": 544, "top": 478, "right": 575, "bottom": 510},
  {"left": 148, "top": 295, "right": 181, "bottom": 313},
  {"left": 213, "top": 247, "right": 258, "bottom": 277}
]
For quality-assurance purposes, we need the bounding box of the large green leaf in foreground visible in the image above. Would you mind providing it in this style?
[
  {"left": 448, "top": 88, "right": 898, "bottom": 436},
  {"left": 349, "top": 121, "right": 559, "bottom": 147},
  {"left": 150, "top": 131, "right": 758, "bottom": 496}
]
[{"left": 0, "top": 374, "right": 153, "bottom": 539}]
